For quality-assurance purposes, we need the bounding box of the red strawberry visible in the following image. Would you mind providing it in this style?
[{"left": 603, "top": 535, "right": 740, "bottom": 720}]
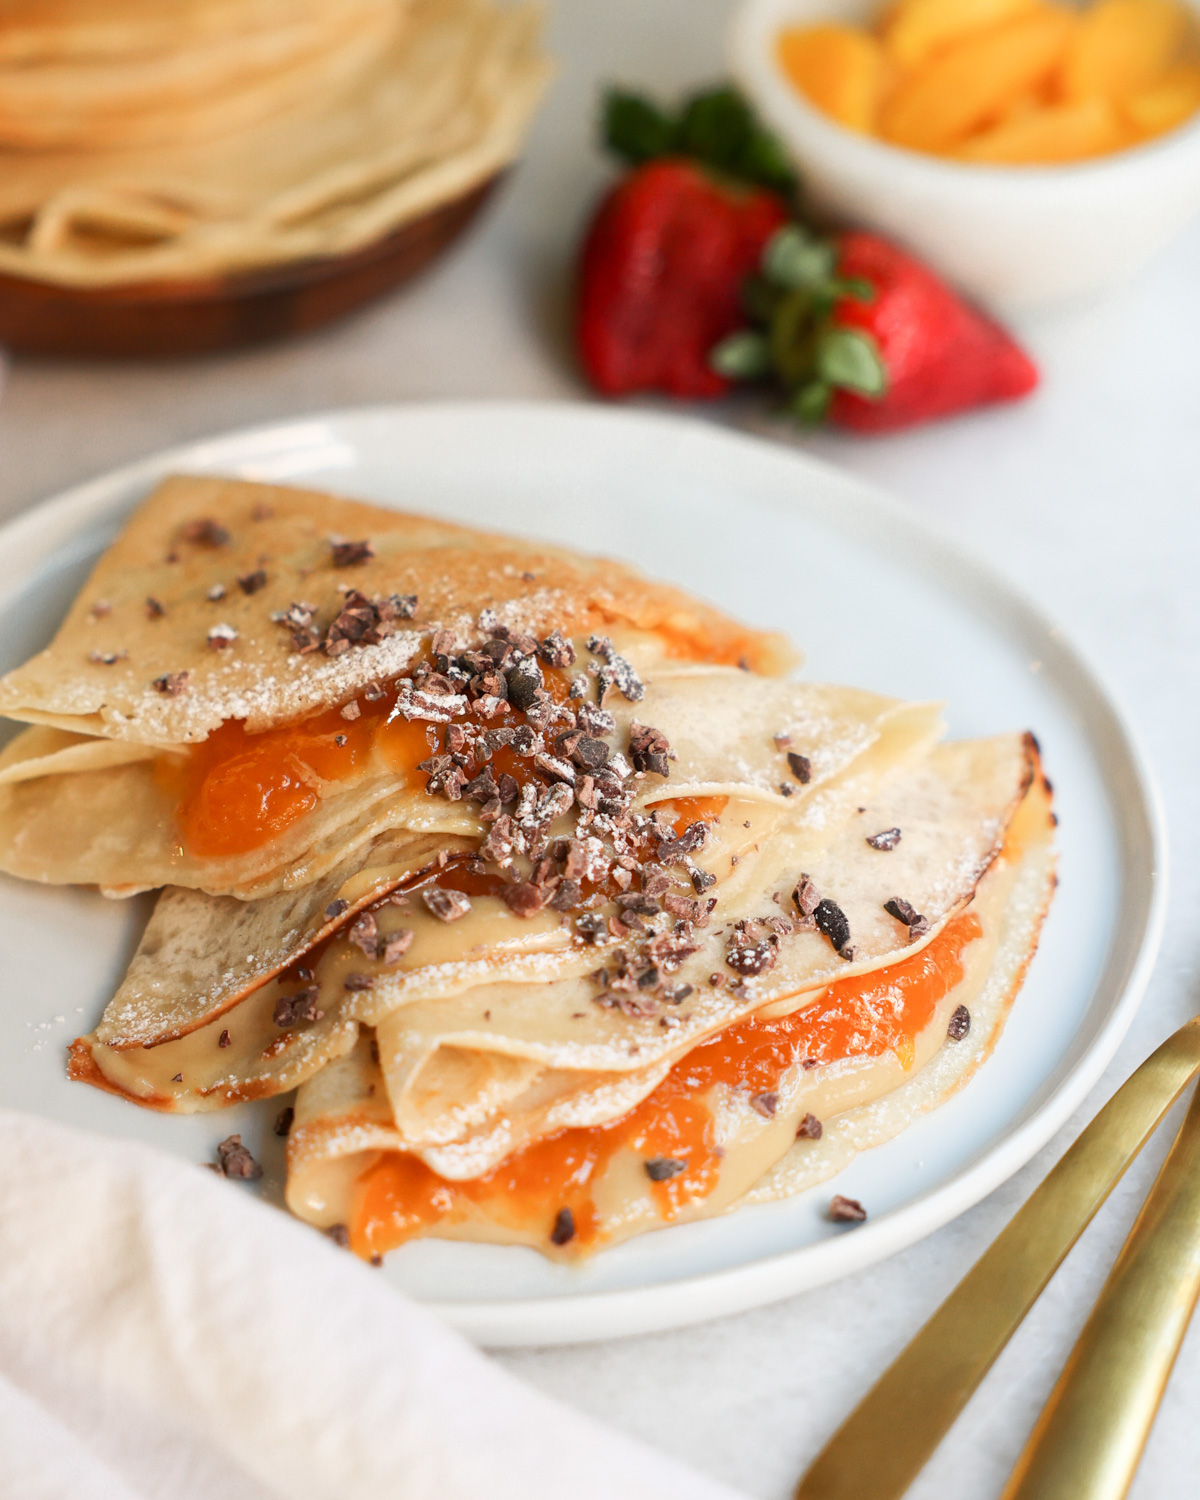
[
  {"left": 829, "top": 233, "right": 1039, "bottom": 432},
  {"left": 713, "top": 226, "right": 1038, "bottom": 432},
  {"left": 576, "top": 159, "right": 788, "bottom": 399}
]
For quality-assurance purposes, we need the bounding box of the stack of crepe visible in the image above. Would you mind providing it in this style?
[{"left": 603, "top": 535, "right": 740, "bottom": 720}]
[
  {"left": 0, "top": 0, "right": 550, "bottom": 287},
  {"left": 0, "top": 475, "right": 1055, "bottom": 1260}
]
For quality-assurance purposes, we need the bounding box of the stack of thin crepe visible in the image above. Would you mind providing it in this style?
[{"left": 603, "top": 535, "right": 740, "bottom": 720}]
[
  {"left": 0, "top": 0, "right": 551, "bottom": 287},
  {"left": 0, "top": 474, "right": 1055, "bottom": 1261}
]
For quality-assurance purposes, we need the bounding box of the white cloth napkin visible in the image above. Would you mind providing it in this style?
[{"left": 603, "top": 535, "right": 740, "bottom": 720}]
[{"left": 0, "top": 1109, "right": 746, "bottom": 1500}]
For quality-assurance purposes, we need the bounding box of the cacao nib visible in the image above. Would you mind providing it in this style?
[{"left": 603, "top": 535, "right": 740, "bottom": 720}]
[
  {"left": 181, "top": 518, "right": 230, "bottom": 548},
  {"left": 814, "top": 898, "right": 854, "bottom": 959},
  {"left": 273, "top": 986, "right": 323, "bottom": 1026},
  {"left": 571, "top": 735, "right": 610, "bottom": 771},
  {"left": 503, "top": 882, "right": 546, "bottom": 917},
  {"left": 787, "top": 751, "right": 812, "bottom": 784},
  {"left": 726, "top": 932, "right": 780, "bottom": 977},
  {"left": 379, "top": 928, "right": 415, "bottom": 965},
  {"left": 884, "top": 897, "right": 931, "bottom": 942},
  {"left": 575, "top": 913, "right": 607, "bottom": 943},
  {"left": 576, "top": 702, "right": 615, "bottom": 736},
  {"left": 656, "top": 823, "right": 709, "bottom": 864},
  {"left": 793, "top": 875, "right": 821, "bottom": 918},
  {"left": 550, "top": 1207, "right": 576, "bottom": 1246},
  {"left": 215, "top": 1134, "right": 261, "bottom": 1179},
  {"left": 644, "top": 1156, "right": 688, "bottom": 1181},
  {"left": 330, "top": 539, "right": 373, "bottom": 567},
  {"left": 829, "top": 1195, "right": 867, "bottom": 1223},
  {"left": 505, "top": 656, "right": 544, "bottom": 711},
  {"left": 348, "top": 912, "right": 378, "bottom": 957},
  {"left": 629, "top": 723, "right": 672, "bottom": 778},
  {"left": 587, "top": 636, "right": 644, "bottom": 702},
  {"left": 538, "top": 630, "right": 576, "bottom": 668},
  {"left": 423, "top": 888, "right": 471, "bottom": 923}
]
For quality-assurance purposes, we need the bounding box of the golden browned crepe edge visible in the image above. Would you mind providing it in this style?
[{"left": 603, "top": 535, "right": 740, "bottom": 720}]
[{"left": 743, "top": 777, "right": 1057, "bottom": 1210}]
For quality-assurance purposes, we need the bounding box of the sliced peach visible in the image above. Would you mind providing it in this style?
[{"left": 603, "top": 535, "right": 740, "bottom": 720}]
[
  {"left": 1059, "top": 0, "right": 1192, "bottom": 102},
  {"left": 879, "top": 6, "right": 1079, "bottom": 153},
  {"left": 777, "top": 24, "right": 888, "bottom": 133},
  {"left": 1121, "top": 61, "right": 1200, "bottom": 135},
  {"left": 882, "top": 0, "right": 1041, "bottom": 70},
  {"left": 959, "top": 96, "right": 1131, "bottom": 161}
]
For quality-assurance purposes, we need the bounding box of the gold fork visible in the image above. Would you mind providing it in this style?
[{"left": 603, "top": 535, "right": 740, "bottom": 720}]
[{"left": 795, "top": 1016, "right": 1200, "bottom": 1500}]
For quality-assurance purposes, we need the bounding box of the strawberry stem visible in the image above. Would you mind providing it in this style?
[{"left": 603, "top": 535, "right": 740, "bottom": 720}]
[{"left": 709, "top": 225, "right": 889, "bottom": 423}]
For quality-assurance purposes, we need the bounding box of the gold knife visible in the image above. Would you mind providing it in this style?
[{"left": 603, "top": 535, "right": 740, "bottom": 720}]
[
  {"left": 1001, "top": 1072, "right": 1200, "bottom": 1499},
  {"left": 795, "top": 1016, "right": 1200, "bottom": 1500}
]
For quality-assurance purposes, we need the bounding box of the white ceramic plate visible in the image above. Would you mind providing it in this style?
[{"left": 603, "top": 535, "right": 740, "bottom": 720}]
[{"left": 0, "top": 403, "right": 1165, "bottom": 1347}]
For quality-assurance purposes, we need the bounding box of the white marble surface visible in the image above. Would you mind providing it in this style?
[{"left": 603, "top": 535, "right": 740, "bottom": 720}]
[{"left": 1, "top": 3, "right": 1198, "bottom": 1495}]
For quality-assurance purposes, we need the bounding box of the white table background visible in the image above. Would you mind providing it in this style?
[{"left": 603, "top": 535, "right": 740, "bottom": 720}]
[{"left": 0, "top": 3, "right": 1196, "bottom": 1495}]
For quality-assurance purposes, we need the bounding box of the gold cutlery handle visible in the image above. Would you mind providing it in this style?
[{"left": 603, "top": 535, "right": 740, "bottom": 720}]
[
  {"left": 796, "top": 1017, "right": 1200, "bottom": 1500},
  {"left": 1001, "top": 1079, "right": 1200, "bottom": 1500}
]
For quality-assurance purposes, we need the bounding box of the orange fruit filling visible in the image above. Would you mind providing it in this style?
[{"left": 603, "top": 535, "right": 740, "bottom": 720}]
[
  {"left": 165, "top": 623, "right": 748, "bottom": 862},
  {"left": 351, "top": 908, "right": 983, "bottom": 1257},
  {"left": 161, "top": 618, "right": 751, "bottom": 861},
  {"left": 167, "top": 693, "right": 424, "bottom": 858}
]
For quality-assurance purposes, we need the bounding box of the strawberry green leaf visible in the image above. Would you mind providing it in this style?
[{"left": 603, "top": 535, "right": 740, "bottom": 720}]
[
  {"left": 763, "top": 226, "right": 836, "bottom": 290},
  {"left": 676, "top": 88, "right": 755, "bottom": 170},
  {"left": 734, "top": 129, "right": 800, "bottom": 195},
  {"left": 710, "top": 330, "right": 772, "bottom": 380},
  {"left": 603, "top": 91, "right": 677, "bottom": 165},
  {"left": 676, "top": 88, "right": 798, "bottom": 193},
  {"left": 816, "top": 328, "right": 887, "bottom": 398},
  {"left": 601, "top": 84, "right": 798, "bottom": 194},
  {"left": 792, "top": 381, "right": 832, "bottom": 425}
]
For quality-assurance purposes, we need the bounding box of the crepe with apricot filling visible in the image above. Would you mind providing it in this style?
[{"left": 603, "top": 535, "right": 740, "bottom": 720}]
[
  {"left": 0, "top": 473, "right": 1057, "bottom": 1261},
  {"left": 283, "top": 766, "right": 1053, "bottom": 1257},
  {"left": 0, "top": 473, "right": 796, "bottom": 896},
  {"left": 69, "top": 705, "right": 957, "bottom": 1110}
]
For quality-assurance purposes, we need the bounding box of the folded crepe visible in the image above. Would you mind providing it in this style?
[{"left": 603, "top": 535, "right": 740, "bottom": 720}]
[
  {"left": 0, "top": 473, "right": 1055, "bottom": 1263},
  {"left": 71, "top": 700, "right": 946, "bottom": 1107},
  {"left": 287, "top": 772, "right": 1054, "bottom": 1256},
  {"left": 0, "top": 472, "right": 794, "bottom": 896}
]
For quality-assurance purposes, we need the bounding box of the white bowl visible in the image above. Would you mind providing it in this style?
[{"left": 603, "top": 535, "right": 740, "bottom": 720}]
[{"left": 730, "top": 0, "right": 1200, "bottom": 311}]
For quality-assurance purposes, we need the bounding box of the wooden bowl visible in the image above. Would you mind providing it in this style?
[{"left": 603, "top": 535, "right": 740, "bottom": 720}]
[{"left": 0, "top": 174, "right": 501, "bottom": 359}]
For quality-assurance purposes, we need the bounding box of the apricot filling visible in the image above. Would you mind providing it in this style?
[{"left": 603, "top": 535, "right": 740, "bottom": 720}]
[
  {"left": 164, "top": 662, "right": 577, "bottom": 858},
  {"left": 350, "top": 909, "right": 982, "bottom": 1257},
  {"left": 163, "top": 632, "right": 737, "bottom": 863}
]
